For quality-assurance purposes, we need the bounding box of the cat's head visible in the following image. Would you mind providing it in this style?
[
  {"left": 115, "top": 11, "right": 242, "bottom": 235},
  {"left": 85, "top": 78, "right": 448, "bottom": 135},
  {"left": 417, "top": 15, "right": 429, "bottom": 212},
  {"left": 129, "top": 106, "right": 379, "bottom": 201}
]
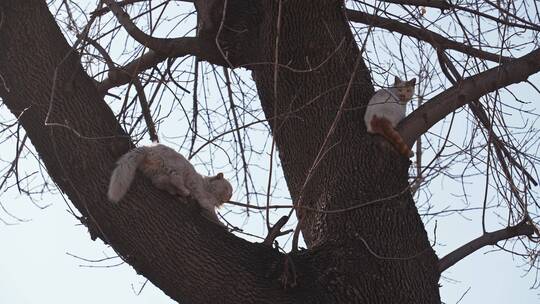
[
  {"left": 208, "top": 173, "right": 233, "bottom": 205},
  {"left": 393, "top": 76, "right": 416, "bottom": 102}
]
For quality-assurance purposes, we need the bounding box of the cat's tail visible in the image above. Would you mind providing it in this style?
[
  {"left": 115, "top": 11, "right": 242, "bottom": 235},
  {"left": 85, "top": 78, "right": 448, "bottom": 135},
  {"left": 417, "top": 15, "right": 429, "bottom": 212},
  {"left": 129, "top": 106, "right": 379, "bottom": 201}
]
[
  {"left": 107, "top": 147, "right": 148, "bottom": 203},
  {"left": 370, "top": 116, "right": 414, "bottom": 158}
]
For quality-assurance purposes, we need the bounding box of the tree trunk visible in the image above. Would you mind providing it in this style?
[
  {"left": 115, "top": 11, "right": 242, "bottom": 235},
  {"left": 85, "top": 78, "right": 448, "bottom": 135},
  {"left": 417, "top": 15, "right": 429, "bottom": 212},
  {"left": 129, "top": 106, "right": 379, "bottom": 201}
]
[
  {"left": 250, "top": 0, "right": 440, "bottom": 302},
  {"left": 0, "top": 0, "right": 440, "bottom": 303}
]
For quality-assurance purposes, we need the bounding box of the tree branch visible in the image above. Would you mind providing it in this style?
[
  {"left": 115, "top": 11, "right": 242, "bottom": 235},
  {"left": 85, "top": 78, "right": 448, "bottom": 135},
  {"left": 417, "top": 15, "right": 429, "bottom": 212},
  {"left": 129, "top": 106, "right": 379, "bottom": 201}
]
[
  {"left": 346, "top": 9, "right": 511, "bottom": 63},
  {"left": 263, "top": 215, "right": 291, "bottom": 246},
  {"left": 439, "top": 220, "right": 535, "bottom": 272},
  {"left": 436, "top": 50, "right": 538, "bottom": 187},
  {"left": 91, "top": 0, "right": 143, "bottom": 17},
  {"left": 91, "top": 0, "right": 196, "bottom": 18},
  {"left": 95, "top": 0, "right": 227, "bottom": 92},
  {"left": 131, "top": 76, "right": 159, "bottom": 142},
  {"left": 97, "top": 50, "right": 166, "bottom": 93},
  {"left": 380, "top": 0, "right": 540, "bottom": 31},
  {"left": 398, "top": 47, "right": 540, "bottom": 147},
  {"left": 380, "top": 0, "right": 450, "bottom": 10},
  {"left": 102, "top": 0, "right": 225, "bottom": 62}
]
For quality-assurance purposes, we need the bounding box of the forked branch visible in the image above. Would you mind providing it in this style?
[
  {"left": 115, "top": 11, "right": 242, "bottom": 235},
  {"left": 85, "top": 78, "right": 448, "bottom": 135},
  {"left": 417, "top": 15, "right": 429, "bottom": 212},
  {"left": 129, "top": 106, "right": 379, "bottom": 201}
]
[
  {"left": 102, "top": 0, "right": 225, "bottom": 63},
  {"left": 97, "top": 50, "right": 166, "bottom": 93},
  {"left": 95, "top": 0, "right": 228, "bottom": 92}
]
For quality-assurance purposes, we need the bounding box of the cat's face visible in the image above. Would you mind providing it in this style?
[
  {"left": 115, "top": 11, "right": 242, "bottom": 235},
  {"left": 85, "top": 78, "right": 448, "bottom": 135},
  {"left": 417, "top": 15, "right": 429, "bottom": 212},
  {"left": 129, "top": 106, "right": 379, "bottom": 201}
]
[
  {"left": 393, "top": 76, "right": 416, "bottom": 102},
  {"left": 209, "top": 173, "right": 233, "bottom": 204}
]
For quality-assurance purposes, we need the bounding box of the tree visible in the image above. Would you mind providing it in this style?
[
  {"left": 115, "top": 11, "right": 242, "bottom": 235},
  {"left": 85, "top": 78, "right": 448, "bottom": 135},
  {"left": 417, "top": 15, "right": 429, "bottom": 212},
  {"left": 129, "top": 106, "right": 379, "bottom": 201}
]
[{"left": 0, "top": 0, "right": 539, "bottom": 303}]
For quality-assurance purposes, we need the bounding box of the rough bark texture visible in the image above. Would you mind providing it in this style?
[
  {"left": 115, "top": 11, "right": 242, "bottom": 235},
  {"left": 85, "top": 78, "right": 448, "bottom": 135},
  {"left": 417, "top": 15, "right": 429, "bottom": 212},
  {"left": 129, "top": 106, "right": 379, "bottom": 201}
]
[
  {"left": 250, "top": 0, "right": 440, "bottom": 302},
  {"left": 0, "top": 0, "right": 441, "bottom": 303}
]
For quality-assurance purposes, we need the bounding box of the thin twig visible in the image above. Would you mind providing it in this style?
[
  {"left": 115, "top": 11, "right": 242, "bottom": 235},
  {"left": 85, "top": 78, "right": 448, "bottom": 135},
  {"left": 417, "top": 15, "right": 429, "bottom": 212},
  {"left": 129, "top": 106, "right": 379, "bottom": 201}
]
[{"left": 131, "top": 76, "right": 159, "bottom": 142}]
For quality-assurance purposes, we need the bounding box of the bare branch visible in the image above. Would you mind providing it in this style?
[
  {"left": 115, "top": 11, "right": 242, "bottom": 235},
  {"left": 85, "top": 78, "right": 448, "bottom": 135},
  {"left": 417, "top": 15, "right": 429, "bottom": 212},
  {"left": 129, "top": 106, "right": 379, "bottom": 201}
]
[
  {"left": 96, "top": 41, "right": 221, "bottom": 93},
  {"left": 91, "top": 0, "right": 154, "bottom": 17},
  {"left": 82, "top": 35, "right": 159, "bottom": 141},
  {"left": 439, "top": 220, "right": 536, "bottom": 272},
  {"left": 79, "top": 35, "right": 115, "bottom": 70},
  {"left": 436, "top": 50, "right": 538, "bottom": 187},
  {"left": 131, "top": 76, "right": 159, "bottom": 142},
  {"left": 92, "top": 0, "right": 139, "bottom": 17},
  {"left": 263, "top": 215, "right": 291, "bottom": 246},
  {"left": 94, "top": 0, "right": 228, "bottom": 93},
  {"left": 380, "top": 0, "right": 450, "bottom": 10},
  {"left": 102, "top": 0, "right": 225, "bottom": 63},
  {"left": 346, "top": 9, "right": 511, "bottom": 63},
  {"left": 97, "top": 50, "right": 165, "bottom": 93},
  {"left": 398, "top": 47, "right": 540, "bottom": 147}
]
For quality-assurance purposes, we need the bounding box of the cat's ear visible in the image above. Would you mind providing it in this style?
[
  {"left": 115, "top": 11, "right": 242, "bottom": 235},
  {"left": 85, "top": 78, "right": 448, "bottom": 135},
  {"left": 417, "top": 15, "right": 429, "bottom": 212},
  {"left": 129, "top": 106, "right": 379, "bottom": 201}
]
[
  {"left": 394, "top": 75, "right": 401, "bottom": 85},
  {"left": 408, "top": 78, "right": 416, "bottom": 86}
]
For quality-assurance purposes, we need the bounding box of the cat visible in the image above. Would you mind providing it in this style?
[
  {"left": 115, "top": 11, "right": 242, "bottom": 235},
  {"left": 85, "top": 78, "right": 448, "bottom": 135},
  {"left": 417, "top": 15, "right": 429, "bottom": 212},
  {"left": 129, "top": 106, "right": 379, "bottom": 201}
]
[
  {"left": 107, "top": 143, "right": 233, "bottom": 225},
  {"left": 364, "top": 76, "right": 416, "bottom": 158}
]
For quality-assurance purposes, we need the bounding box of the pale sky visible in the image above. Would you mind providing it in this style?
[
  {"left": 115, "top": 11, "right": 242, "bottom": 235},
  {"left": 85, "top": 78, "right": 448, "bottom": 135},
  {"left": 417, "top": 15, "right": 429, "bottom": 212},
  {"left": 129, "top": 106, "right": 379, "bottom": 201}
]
[{"left": 1, "top": 1, "right": 539, "bottom": 303}]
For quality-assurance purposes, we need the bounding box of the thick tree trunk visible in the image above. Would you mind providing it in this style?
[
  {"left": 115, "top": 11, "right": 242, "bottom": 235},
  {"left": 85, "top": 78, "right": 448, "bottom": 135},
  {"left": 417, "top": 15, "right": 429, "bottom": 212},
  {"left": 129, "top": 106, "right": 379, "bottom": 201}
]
[
  {"left": 0, "top": 0, "right": 440, "bottom": 303},
  {"left": 250, "top": 0, "right": 440, "bottom": 302}
]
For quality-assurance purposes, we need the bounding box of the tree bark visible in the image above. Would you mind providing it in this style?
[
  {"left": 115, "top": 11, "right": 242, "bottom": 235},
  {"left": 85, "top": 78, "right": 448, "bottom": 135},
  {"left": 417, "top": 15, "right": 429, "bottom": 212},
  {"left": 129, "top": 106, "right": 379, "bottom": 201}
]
[
  {"left": 250, "top": 0, "right": 440, "bottom": 302},
  {"left": 0, "top": 0, "right": 441, "bottom": 303}
]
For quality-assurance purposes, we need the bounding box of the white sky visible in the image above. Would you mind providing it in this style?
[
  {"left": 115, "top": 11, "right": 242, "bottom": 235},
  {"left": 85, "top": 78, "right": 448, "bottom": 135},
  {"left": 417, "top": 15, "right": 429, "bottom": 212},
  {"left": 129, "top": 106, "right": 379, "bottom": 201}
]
[{"left": 1, "top": 1, "right": 539, "bottom": 303}]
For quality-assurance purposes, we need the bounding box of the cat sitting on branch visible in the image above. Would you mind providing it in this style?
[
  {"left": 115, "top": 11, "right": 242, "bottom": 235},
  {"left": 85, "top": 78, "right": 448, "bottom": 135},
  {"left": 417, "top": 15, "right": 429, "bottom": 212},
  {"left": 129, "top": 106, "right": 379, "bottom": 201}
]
[{"left": 364, "top": 76, "right": 416, "bottom": 158}]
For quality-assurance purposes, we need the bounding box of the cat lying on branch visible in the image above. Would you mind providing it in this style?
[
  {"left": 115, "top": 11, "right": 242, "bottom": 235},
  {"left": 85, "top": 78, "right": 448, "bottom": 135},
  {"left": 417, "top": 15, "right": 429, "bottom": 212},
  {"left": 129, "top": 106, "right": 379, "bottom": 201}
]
[{"left": 108, "top": 143, "right": 233, "bottom": 226}]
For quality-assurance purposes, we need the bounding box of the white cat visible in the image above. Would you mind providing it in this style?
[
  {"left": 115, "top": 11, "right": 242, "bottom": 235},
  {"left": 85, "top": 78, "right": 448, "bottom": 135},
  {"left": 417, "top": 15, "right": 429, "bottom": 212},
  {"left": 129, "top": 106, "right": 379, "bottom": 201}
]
[
  {"left": 364, "top": 76, "right": 416, "bottom": 157},
  {"left": 107, "top": 143, "right": 233, "bottom": 225}
]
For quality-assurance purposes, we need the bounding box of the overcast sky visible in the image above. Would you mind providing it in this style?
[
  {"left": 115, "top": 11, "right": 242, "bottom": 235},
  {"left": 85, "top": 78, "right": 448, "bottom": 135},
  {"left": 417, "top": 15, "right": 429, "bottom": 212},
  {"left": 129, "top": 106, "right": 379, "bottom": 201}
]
[{"left": 1, "top": 1, "right": 539, "bottom": 303}]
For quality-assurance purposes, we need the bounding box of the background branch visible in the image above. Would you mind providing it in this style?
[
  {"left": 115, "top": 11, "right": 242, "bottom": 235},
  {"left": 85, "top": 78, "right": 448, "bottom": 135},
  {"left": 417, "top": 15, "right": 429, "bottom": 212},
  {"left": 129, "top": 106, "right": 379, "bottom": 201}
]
[
  {"left": 346, "top": 9, "right": 511, "bottom": 63},
  {"left": 97, "top": 50, "right": 165, "bottom": 93},
  {"left": 131, "top": 76, "right": 159, "bottom": 142},
  {"left": 103, "top": 0, "right": 225, "bottom": 63},
  {"left": 439, "top": 220, "right": 536, "bottom": 272},
  {"left": 380, "top": 0, "right": 450, "bottom": 10},
  {"left": 398, "top": 48, "right": 540, "bottom": 146}
]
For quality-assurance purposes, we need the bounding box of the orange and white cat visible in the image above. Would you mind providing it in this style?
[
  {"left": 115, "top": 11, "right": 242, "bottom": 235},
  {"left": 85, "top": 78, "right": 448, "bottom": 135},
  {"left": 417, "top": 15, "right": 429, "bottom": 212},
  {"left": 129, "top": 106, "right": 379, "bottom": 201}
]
[
  {"left": 107, "top": 143, "right": 233, "bottom": 225},
  {"left": 364, "top": 76, "right": 416, "bottom": 157}
]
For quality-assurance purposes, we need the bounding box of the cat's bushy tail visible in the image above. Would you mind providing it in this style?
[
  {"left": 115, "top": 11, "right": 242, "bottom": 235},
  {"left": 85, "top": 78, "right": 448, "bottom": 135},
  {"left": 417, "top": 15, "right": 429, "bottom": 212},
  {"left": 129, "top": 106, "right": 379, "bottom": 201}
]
[
  {"left": 370, "top": 116, "right": 413, "bottom": 158},
  {"left": 108, "top": 147, "right": 148, "bottom": 203}
]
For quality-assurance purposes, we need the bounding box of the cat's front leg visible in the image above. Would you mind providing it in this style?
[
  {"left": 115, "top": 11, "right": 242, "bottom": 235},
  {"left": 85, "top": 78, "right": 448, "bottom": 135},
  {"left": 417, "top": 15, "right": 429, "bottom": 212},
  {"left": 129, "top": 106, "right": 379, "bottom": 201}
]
[{"left": 197, "top": 193, "right": 220, "bottom": 213}]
